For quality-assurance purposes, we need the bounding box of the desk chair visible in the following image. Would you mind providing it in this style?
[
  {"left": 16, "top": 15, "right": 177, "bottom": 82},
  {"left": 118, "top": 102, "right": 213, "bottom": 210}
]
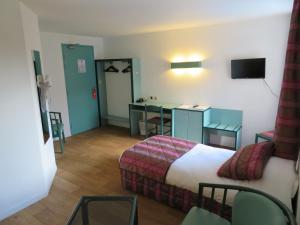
[
  {"left": 49, "top": 111, "right": 65, "bottom": 153},
  {"left": 144, "top": 105, "right": 172, "bottom": 138},
  {"left": 181, "top": 183, "right": 295, "bottom": 225}
]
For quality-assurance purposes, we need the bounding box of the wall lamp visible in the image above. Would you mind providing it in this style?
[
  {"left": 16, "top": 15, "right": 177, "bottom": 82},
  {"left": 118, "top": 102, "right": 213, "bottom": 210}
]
[{"left": 170, "top": 61, "right": 202, "bottom": 69}]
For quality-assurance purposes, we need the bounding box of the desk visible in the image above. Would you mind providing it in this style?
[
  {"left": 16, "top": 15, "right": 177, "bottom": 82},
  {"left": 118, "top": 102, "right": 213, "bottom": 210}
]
[
  {"left": 129, "top": 101, "right": 180, "bottom": 136},
  {"left": 129, "top": 102, "right": 243, "bottom": 150}
]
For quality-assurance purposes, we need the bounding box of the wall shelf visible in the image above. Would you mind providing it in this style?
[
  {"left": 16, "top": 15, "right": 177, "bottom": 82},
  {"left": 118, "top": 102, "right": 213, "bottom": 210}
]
[{"left": 204, "top": 123, "right": 241, "bottom": 132}]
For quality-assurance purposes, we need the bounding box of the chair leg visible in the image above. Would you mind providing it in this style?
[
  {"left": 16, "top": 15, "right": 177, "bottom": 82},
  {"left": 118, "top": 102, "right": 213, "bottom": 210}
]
[
  {"left": 62, "top": 131, "right": 66, "bottom": 143},
  {"left": 59, "top": 133, "right": 64, "bottom": 153}
]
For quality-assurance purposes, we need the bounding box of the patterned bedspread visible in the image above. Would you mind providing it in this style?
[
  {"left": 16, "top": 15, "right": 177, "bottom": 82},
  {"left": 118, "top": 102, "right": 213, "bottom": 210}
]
[{"left": 119, "top": 135, "right": 197, "bottom": 183}]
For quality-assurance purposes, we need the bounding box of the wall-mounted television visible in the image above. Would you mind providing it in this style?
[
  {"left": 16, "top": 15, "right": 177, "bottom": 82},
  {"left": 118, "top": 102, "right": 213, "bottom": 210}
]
[{"left": 231, "top": 58, "right": 265, "bottom": 79}]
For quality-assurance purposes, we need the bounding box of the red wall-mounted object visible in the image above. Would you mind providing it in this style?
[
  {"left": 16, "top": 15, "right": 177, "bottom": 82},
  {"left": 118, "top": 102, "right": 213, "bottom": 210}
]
[{"left": 92, "top": 87, "right": 97, "bottom": 99}]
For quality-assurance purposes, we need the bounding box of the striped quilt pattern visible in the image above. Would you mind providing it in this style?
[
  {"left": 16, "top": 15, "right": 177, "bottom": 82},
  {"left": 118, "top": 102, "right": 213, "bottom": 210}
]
[{"left": 119, "top": 135, "right": 197, "bottom": 183}]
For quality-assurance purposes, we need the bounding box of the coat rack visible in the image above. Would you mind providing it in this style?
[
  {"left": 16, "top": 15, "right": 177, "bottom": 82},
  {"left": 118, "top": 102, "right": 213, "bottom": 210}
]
[
  {"left": 122, "top": 62, "right": 132, "bottom": 73},
  {"left": 104, "top": 62, "right": 119, "bottom": 73}
]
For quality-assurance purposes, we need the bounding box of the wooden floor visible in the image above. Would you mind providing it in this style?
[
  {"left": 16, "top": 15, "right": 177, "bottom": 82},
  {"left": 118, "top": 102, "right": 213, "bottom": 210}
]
[{"left": 1, "top": 126, "right": 185, "bottom": 225}]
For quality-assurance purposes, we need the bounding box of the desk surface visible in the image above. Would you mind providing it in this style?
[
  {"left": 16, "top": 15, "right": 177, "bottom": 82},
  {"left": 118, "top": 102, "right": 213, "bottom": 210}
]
[
  {"left": 130, "top": 101, "right": 181, "bottom": 109},
  {"left": 130, "top": 101, "right": 211, "bottom": 111}
]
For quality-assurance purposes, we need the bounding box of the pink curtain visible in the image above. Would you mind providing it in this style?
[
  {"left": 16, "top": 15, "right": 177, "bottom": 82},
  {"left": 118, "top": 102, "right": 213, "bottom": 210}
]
[{"left": 273, "top": 0, "right": 300, "bottom": 160}]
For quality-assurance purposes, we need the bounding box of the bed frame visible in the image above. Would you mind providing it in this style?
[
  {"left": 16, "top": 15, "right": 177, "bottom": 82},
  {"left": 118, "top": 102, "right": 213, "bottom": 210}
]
[{"left": 121, "top": 169, "right": 232, "bottom": 219}]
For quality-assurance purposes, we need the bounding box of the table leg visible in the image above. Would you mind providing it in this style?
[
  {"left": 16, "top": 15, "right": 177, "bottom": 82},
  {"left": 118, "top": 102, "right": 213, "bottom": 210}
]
[{"left": 81, "top": 201, "right": 89, "bottom": 225}]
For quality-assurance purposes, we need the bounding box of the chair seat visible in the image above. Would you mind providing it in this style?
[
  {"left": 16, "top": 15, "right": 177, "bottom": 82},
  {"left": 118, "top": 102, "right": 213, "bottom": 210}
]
[
  {"left": 147, "top": 116, "right": 171, "bottom": 124},
  {"left": 181, "top": 207, "right": 231, "bottom": 225}
]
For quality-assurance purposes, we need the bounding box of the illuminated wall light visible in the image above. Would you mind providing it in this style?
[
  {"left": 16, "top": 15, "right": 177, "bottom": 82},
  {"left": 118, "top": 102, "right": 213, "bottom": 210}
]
[
  {"left": 173, "top": 68, "right": 185, "bottom": 76},
  {"left": 172, "top": 56, "right": 186, "bottom": 63},
  {"left": 187, "top": 54, "right": 202, "bottom": 61},
  {"left": 189, "top": 68, "right": 203, "bottom": 76},
  {"left": 170, "top": 54, "right": 204, "bottom": 76},
  {"left": 172, "top": 68, "right": 204, "bottom": 77},
  {"left": 170, "top": 61, "right": 202, "bottom": 69}
]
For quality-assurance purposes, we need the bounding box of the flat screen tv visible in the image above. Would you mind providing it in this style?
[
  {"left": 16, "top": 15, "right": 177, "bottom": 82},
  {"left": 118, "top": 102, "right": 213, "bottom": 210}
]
[{"left": 231, "top": 58, "right": 265, "bottom": 79}]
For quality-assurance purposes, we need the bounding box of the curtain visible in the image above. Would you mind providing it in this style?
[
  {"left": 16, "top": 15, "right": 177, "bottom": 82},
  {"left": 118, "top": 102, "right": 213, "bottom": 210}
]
[{"left": 273, "top": 0, "right": 300, "bottom": 160}]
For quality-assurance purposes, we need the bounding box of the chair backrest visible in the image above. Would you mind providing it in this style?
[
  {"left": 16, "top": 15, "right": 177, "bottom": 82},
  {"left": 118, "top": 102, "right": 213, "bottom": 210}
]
[
  {"left": 144, "top": 105, "right": 164, "bottom": 135},
  {"left": 49, "top": 111, "right": 63, "bottom": 124},
  {"left": 145, "top": 105, "right": 163, "bottom": 114},
  {"left": 49, "top": 111, "right": 63, "bottom": 137},
  {"left": 144, "top": 105, "right": 163, "bottom": 123},
  {"left": 232, "top": 191, "right": 287, "bottom": 225},
  {"left": 197, "top": 183, "right": 296, "bottom": 225}
]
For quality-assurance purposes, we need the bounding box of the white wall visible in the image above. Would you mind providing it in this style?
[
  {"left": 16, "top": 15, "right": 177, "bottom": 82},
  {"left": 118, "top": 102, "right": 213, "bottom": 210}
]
[
  {"left": 41, "top": 32, "right": 104, "bottom": 137},
  {"left": 20, "top": 2, "right": 57, "bottom": 190},
  {"left": 0, "top": 0, "right": 56, "bottom": 220},
  {"left": 103, "top": 14, "right": 290, "bottom": 146}
]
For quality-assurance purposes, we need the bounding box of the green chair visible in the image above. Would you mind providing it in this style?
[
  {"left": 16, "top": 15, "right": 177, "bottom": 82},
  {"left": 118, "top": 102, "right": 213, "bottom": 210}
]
[
  {"left": 49, "top": 111, "right": 66, "bottom": 153},
  {"left": 144, "top": 105, "right": 172, "bottom": 138},
  {"left": 181, "top": 183, "right": 296, "bottom": 225}
]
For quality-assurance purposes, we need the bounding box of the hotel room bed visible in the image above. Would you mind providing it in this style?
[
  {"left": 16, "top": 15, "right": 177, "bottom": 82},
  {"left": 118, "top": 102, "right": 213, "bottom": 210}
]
[{"left": 119, "top": 135, "right": 298, "bottom": 213}]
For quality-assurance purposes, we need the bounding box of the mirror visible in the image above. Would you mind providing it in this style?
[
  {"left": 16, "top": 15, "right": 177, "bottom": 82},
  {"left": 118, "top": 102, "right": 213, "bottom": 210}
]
[{"left": 33, "top": 50, "right": 50, "bottom": 143}]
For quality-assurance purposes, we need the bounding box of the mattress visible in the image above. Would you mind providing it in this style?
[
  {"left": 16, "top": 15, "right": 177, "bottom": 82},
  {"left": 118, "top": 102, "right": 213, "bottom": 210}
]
[{"left": 165, "top": 144, "right": 299, "bottom": 209}]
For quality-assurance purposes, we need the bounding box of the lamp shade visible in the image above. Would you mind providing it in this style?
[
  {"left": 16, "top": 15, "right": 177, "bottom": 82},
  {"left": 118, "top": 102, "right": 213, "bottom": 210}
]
[{"left": 171, "top": 61, "right": 202, "bottom": 69}]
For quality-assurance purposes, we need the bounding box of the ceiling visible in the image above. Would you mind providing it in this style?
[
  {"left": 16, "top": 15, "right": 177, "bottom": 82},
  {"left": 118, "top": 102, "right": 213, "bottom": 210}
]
[{"left": 21, "top": 0, "right": 293, "bottom": 37}]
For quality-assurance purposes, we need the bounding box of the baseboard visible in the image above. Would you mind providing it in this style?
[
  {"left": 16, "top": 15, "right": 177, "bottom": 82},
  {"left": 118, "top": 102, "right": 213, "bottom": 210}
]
[
  {"left": 107, "top": 115, "right": 129, "bottom": 128},
  {"left": 0, "top": 190, "right": 48, "bottom": 221},
  {"left": 45, "top": 163, "right": 57, "bottom": 192}
]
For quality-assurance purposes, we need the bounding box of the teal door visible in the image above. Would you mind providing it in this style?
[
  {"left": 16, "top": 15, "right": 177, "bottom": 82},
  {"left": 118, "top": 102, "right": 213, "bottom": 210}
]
[{"left": 62, "top": 44, "right": 99, "bottom": 135}]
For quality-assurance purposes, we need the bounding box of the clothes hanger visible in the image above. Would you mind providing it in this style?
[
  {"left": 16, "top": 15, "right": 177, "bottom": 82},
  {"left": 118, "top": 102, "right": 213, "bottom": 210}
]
[
  {"left": 104, "top": 61, "right": 119, "bottom": 73},
  {"left": 122, "top": 62, "right": 132, "bottom": 73}
]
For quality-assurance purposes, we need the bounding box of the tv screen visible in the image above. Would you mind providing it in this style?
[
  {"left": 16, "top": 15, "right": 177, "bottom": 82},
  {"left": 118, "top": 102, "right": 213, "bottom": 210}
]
[{"left": 231, "top": 58, "right": 265, "bottom": 79}]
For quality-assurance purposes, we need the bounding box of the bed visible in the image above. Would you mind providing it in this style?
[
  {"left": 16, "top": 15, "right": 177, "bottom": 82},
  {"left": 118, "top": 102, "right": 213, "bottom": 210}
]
[{"left": 119, "top": 135, "right": 298, "bottom": 214}]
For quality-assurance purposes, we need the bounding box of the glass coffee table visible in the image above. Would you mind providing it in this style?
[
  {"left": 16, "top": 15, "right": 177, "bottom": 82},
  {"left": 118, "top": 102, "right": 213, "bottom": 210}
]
[{"left": 66, "top": 196, "right": 138, "bottom": 225}]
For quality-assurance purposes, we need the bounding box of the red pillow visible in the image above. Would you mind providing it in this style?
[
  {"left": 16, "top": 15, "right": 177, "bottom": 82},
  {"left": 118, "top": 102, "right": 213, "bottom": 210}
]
[{"left": 217, "top": 142, "right": 275, "bottom": 180}]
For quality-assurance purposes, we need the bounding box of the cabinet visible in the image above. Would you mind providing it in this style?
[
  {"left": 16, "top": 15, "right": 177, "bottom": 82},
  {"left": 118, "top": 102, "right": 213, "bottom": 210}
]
[
  {"left": 172, "top": 108, "right": 206, "bottom": 143},
  {"left": 173, "top": 107, "right": 243, "bottom": 150}
]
